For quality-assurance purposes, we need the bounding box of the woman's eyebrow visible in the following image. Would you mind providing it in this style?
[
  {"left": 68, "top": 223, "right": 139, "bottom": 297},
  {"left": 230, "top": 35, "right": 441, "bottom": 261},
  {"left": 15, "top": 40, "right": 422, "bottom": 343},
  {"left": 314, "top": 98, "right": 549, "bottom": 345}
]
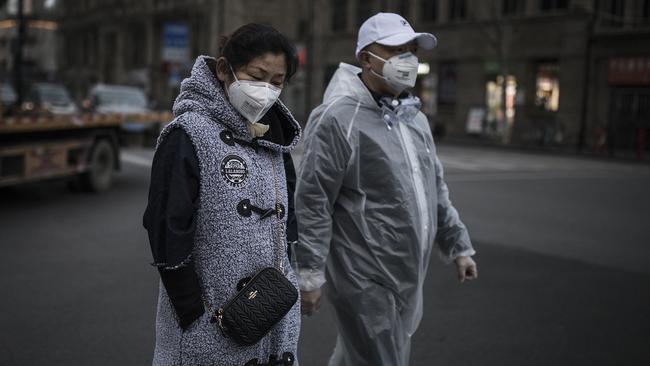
[{"left": 249, "top": 65, "right": 285, "bottom": 78}]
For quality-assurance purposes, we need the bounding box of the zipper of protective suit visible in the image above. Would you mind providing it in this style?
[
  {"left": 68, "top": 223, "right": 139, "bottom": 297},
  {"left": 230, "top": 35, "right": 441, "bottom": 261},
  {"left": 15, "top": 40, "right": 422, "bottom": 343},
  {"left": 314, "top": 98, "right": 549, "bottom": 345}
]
[
  {"left": 395, "top": 122, "right": 429, "bottom": 252},
  {"left": 214, "top": 155, "right": 288, "bottom": 331}
]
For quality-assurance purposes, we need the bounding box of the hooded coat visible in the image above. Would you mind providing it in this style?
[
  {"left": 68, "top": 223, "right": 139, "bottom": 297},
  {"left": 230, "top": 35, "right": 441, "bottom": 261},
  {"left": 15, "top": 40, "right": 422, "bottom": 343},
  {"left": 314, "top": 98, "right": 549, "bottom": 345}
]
[
  {"left": 150, "top": 55, "right": 301, "bottom": 365},
  {"left": 293, "top": 63, "right": 475, "bottom": 366}
]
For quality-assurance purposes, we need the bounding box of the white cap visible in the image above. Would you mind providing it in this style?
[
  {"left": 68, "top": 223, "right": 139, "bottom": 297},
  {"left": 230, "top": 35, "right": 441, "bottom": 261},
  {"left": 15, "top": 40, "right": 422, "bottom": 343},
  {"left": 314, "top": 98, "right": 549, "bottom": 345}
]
[{"left": 355, "top": 12, "right": 437, "bottom": 58}]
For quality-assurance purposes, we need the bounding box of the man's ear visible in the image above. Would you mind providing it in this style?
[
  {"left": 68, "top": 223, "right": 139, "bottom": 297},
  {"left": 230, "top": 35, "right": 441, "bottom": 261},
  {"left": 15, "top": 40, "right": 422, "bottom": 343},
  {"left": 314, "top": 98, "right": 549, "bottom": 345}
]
[
  {"left": 358, "top": 50, "right": 372, "bottom": 70},
  {"left": 215, "top": 57, "right": 229, "bottom": 83}
]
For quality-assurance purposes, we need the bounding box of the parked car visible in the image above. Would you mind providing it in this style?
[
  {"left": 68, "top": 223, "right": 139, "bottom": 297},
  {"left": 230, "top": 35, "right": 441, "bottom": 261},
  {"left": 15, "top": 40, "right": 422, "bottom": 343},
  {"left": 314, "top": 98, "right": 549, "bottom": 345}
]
[
  {"left": 26, "top": 83, "right": 78, "bottom": 115},
  {"left": 85, "top": 84, "right": 150, "bottom": 113},
  {"left": 85, "top": 84, "right": 152, "bottom": 132}
]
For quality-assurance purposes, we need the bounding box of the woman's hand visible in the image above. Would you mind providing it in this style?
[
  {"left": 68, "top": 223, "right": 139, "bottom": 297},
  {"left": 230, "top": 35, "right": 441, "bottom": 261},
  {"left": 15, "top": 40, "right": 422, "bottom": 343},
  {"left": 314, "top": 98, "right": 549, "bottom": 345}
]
[
  {"left": 300, "top": 288, "right": 322, "bottom": 316},
  {"left": 454, "top": 256, "right": 478, "bottom": 283}
]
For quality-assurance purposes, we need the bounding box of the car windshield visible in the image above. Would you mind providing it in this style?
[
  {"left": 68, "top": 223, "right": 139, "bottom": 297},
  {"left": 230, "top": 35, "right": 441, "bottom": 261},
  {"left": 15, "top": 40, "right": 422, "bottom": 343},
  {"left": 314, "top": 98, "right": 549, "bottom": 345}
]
[
  {"left": 35, "top": 84, "right": 73, "bottom": 105},
  {"left": 95, "top": 88, "right": 147, "bottom": 108}
]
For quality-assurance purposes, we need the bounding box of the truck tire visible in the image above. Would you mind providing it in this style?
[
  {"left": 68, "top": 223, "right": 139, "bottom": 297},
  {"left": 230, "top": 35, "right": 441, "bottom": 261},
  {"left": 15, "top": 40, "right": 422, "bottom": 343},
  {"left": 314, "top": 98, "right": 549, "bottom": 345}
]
[{"left": 79, "top": 139, "right": 116, "bottom": 192}]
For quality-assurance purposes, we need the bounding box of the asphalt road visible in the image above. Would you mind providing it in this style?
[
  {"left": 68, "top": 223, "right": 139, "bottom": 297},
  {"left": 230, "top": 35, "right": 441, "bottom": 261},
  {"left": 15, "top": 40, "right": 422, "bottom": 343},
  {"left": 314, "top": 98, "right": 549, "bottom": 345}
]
[{"left": 1, "top": 143, "right": 649, "bottom": 365}]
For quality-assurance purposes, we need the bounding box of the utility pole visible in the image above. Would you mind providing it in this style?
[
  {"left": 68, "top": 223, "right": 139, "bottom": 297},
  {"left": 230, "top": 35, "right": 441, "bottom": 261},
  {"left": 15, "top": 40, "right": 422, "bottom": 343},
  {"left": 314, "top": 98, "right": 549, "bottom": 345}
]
[{"left": 13, "top": 0, "right": 26, "bottom": 105}]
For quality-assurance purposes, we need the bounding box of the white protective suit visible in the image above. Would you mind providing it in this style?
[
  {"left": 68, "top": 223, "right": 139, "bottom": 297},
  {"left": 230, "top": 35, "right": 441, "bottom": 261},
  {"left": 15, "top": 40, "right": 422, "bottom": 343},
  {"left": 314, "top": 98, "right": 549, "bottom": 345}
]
[{"left": 293, "top": 63, "right": 475, "bottom": 366}]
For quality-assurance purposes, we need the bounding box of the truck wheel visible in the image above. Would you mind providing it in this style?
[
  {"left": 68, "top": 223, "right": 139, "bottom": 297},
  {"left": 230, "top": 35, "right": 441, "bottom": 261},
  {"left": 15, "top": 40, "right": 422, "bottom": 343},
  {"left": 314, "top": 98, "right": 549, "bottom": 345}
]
[{"left": 79, "top": 139, "right": 115, "bottom": 192}]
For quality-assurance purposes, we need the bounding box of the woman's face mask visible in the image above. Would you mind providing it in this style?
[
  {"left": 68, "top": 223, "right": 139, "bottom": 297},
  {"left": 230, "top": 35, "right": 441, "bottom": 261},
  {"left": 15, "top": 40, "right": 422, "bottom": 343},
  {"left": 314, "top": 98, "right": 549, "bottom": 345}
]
[
  {"left": 227, "top": 64, "right": 281, "bottom": 123},
  {"left": 366, "top": 51, "right": 419, "bottom": 94}
]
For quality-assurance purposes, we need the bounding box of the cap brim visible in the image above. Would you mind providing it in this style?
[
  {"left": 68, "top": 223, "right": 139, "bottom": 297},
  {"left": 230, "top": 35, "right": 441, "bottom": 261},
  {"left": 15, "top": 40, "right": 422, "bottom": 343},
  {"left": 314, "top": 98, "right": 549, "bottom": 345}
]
[{"left": 376, "top": 32, "right": 437, "bottom": 49}]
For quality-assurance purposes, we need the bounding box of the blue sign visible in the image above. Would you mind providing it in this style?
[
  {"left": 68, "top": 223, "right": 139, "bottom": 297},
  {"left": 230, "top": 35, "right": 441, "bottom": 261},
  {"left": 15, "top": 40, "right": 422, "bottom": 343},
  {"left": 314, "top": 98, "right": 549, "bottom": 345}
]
[{"left": 162, "top": 22, "right": 190, "bottom": 63}]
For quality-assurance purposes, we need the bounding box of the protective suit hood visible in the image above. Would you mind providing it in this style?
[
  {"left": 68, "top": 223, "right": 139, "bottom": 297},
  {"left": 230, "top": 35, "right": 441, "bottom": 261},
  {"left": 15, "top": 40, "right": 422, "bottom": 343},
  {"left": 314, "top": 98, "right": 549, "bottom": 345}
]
[{"left": 322, "top": 63, "right": 377, "bottom": 108}]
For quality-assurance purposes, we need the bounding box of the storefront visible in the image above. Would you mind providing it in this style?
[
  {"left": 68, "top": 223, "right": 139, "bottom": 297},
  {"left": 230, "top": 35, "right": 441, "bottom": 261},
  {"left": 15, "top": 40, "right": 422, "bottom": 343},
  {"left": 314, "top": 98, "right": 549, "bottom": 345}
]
[{"left": 606, "top": 56, "right": 650, "bottom": 158}]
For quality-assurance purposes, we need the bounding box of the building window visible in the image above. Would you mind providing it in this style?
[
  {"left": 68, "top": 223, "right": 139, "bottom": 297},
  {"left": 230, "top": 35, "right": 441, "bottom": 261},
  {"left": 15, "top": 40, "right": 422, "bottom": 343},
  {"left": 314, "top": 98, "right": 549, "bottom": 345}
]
[
  {"left": 420, "top": 0, "right": 437, "bottom": 23},
  {"left": 540, "top": 0, "right": 568, "bottom": 11},
  {"left": 331, "top": 0, "right": 348, "bottom": 32},
  {"left": 602, "top": 0, "right": 625, "bottom": 27},
  {"left": 438, "top": 61, "right": 457, "bottom": 105},
  {"left": 449, "top": 0, "right": 467, "bottom": 20},
  {"left": 535, "top": 62, "right": 560, "bottom": 112},
  {"left": 356, "top": 0, "right": 374, "bottom": 27},
  {"left": 503, "top": 0, "right": 524, "bottom": 15}
]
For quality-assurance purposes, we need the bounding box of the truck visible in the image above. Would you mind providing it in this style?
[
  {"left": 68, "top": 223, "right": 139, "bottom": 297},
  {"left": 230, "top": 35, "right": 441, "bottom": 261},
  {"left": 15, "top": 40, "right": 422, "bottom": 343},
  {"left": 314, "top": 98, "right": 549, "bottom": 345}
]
[{"left": 0, "top": 111, "right": 171, "bottom": 192}]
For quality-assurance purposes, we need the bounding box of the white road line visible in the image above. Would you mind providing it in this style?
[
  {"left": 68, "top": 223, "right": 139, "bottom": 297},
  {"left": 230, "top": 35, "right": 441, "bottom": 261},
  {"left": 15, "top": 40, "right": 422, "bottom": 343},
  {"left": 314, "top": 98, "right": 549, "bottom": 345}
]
[{"left": 121, "top": 153, "right": 153, "bottom": 168}]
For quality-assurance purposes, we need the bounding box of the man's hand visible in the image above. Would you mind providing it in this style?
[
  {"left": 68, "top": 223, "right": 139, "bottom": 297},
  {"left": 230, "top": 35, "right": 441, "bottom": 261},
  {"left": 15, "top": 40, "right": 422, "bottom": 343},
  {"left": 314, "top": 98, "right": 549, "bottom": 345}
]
[
  {"left": 300, "top": 288, "right": 322, "bottom": 316},
  {"left": 455, "top": 256, "right": 478, "bottom": 283}
]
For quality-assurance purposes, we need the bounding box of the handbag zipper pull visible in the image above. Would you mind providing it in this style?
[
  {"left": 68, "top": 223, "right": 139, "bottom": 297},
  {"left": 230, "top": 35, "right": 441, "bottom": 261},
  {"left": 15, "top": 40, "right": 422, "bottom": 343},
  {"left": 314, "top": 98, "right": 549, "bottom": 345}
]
[{"left": 217, "top": 308, "right": 224, "bottom": 329}]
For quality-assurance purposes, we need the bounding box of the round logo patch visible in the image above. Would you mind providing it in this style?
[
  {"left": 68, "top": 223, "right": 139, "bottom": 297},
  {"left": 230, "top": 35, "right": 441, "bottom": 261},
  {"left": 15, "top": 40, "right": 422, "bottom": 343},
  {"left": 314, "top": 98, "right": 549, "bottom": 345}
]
[{"left": 220, "top": 155, "right": 249, "bottom": 188}]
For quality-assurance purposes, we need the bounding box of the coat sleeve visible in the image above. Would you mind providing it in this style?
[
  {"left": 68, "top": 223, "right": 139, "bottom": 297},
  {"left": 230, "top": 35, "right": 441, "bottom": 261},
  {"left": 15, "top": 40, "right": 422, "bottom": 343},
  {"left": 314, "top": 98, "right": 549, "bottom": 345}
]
[
  {"left": 293, "top": 112, "right": 351, "bottom": 291},
  {"left": 143, "top": 128, "right": 204, "bottom": 330},
  {"left": 433, "top": 155, "right": 476, "bottom": 263}
]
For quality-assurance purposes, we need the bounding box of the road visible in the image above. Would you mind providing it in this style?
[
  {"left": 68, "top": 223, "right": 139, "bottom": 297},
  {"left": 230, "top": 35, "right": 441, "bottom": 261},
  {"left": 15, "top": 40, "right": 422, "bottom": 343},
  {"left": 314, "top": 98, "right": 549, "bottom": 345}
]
[{"left": 1, "top": 143, "right": 649, "bottom": 365}]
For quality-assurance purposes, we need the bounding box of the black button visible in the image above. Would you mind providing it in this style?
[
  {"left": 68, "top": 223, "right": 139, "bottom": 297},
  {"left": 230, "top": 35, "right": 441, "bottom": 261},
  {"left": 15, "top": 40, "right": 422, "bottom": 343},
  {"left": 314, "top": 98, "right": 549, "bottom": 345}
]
[
  {"left": 220, "top": 130, "right": 235, "bottom": 146},
  {"left": 237, "top": 199, "right": 252, "bottom": 217},
  {"left": 282, "top": 352, "right": 294, "bottom": 365}
]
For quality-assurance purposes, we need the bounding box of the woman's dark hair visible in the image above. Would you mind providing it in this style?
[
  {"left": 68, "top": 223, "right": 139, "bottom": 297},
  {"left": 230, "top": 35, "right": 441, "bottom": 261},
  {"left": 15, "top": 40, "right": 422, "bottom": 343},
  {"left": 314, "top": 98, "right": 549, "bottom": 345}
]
[{"left": 220, "top": 23, "right": 298, "bottom": 83}]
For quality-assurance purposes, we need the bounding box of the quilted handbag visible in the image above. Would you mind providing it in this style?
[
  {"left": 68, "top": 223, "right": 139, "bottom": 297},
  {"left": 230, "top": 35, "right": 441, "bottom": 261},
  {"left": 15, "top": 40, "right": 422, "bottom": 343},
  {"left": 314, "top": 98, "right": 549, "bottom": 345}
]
[{"left": 210, "top": 267, "right": 298, "bottom": 346}]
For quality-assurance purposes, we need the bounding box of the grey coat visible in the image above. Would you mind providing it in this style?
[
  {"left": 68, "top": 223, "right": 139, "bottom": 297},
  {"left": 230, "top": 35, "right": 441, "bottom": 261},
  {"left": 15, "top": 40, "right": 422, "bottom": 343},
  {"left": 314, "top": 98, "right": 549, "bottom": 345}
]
[{"left": 152, "top": 56, "right": 301, "bottom": 365}]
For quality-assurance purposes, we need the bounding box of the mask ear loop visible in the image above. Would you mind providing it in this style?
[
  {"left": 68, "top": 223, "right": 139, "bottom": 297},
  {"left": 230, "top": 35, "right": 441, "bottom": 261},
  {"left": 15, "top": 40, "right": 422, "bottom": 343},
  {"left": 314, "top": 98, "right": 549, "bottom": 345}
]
[
  {"left": 227, "top": 62, "right": 240, "bottom": 83},
  {"left": 362, "top": 51, "right": 390, "bottom": 82}
]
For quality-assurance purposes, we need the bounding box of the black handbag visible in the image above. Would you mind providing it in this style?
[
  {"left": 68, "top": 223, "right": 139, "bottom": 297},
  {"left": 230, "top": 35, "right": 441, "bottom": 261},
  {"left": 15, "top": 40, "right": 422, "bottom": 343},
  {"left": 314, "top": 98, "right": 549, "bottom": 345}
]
[
  {"left": 210, "top": 267, "right": 298, "bottom": 345},
  {"left": 204, "top": 157, "right": 298, "bottom": 346}
]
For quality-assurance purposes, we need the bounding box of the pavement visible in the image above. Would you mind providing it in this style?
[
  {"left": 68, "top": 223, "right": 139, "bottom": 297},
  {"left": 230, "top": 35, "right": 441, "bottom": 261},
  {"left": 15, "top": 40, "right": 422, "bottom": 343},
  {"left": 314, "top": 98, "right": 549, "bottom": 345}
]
[{"left": 0, "top": 143, "right": 649, "bottom": 365}]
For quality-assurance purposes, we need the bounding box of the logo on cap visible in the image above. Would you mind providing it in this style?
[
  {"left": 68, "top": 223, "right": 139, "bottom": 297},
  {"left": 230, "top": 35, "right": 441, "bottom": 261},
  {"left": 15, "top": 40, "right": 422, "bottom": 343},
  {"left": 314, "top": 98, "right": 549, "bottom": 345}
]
[{"left": 400, "top": 19, "right": 409, "bottom": 26}]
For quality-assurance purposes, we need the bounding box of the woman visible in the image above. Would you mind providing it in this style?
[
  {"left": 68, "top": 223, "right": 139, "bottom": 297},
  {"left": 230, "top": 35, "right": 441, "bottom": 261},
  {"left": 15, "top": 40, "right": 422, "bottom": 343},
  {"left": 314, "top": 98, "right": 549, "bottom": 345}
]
[{"left": 143, "top": 23, "right": 301, "bottom": 365}]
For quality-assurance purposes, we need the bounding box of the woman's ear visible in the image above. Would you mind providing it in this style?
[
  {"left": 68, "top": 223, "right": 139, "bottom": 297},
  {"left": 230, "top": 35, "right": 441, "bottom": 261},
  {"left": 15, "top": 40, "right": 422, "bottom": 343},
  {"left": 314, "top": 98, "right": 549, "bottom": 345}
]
[{"left": 216, "top": 57, "right": 229, "bottom": 83}]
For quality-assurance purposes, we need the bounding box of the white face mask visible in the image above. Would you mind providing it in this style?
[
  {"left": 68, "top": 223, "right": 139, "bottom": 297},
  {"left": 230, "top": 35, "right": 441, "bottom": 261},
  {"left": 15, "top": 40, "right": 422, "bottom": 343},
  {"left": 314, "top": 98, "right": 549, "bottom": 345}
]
[
  {"left": 227, "top": 64, "right": 281, "bottom": 123},
  {"left": 366, "top": 51, "right": 419, "bottom": 94}
]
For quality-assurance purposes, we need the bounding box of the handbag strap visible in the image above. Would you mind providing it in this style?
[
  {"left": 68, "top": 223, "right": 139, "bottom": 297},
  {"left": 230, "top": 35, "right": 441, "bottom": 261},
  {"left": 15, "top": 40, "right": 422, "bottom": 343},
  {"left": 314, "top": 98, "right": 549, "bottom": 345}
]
[{"left": 270, "top": 154, "right": 287, "bottom": 274}]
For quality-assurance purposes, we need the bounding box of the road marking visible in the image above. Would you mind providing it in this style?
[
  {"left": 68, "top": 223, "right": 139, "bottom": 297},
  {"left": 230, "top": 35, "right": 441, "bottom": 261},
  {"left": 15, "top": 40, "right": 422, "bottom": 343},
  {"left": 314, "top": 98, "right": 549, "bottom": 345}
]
[{"left": 121, "top": 152, "right": 152, "bottom": 168}]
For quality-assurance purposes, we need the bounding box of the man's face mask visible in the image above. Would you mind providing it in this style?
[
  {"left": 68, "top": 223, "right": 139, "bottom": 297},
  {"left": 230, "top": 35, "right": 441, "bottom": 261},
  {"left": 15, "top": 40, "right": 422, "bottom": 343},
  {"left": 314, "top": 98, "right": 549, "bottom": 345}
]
[
  {"left": 227, "top": 63, "right": 281, "bottom": 123},
  {"left": 366, "top": 51, "right": 419, "bottom": 94}
]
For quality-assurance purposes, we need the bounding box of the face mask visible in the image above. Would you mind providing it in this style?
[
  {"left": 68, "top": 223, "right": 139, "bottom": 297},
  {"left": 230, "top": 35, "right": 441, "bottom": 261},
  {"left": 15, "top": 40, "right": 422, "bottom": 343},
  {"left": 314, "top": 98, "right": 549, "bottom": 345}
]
[
  {"left": 227, "top": 64, "right": 281, "bottom": 123},
  {"left": 366, "top": 51, "right": 419, "bottom": 94}
]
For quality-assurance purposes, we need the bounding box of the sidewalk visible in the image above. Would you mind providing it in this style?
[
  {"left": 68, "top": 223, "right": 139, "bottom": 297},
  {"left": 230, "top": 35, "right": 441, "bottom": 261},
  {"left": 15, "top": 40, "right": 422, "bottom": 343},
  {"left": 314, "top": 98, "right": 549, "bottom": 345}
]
[{"left": 438, "top": 135, "right": 650, "bottom": 165}]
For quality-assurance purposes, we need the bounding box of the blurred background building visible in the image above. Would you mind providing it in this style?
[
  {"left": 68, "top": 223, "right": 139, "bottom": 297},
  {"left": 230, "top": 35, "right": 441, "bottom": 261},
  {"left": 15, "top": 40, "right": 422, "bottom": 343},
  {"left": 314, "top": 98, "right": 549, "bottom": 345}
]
[
  {"left": 0, "top": 0, "right": 58, "bottom": 88},
  {"left": 1, "top": 0, "right": 649, "bottom": 156}
]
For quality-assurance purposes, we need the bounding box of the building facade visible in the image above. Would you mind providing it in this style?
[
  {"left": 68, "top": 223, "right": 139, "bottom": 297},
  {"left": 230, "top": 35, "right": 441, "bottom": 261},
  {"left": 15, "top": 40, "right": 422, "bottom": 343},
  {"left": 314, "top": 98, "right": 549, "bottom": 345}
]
[
  {"left": 309, "top": 0, "right": 650, "bottom": 155},
  {"left": 50, "top": 0, "right": 650, "bottom": 154},
  {"left": 55, "top": 0, "right": 309, "bottom": 117},
  {"left": 0, "top": 0, "right": 59, "bottom": 92}
]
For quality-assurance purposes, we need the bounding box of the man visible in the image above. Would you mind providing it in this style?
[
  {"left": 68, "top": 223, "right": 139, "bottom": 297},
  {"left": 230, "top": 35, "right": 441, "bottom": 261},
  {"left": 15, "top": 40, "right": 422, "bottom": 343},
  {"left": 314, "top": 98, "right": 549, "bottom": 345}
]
[{"left": 293, "top": 12, "right": 478, "bottom": 366}]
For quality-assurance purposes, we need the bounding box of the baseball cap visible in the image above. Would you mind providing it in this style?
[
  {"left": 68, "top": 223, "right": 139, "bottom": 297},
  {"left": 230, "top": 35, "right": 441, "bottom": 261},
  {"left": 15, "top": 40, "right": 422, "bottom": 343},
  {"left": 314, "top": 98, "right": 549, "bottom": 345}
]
[{"left": 355, "top": 12, "right": 437, "bottom": 58}]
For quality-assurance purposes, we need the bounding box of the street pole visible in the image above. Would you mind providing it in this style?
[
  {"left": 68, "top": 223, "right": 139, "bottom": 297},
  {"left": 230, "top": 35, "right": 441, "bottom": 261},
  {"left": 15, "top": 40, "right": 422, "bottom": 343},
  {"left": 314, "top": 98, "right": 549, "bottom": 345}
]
[
  {"left": 577, "top": 0, "right": 599, "bottom": 153},
  {"left": 13, "top": 0, "right": 26, "bottom": 105}
]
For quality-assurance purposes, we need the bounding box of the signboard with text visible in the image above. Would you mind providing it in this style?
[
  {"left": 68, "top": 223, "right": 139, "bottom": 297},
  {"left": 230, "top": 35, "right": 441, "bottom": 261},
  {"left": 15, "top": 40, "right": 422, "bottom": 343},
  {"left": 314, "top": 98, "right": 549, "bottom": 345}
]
[
  {"left": 608, "top": 57, "right": 650, "bottom": 85},
  {"left": 162, "top": 22, "right": 190, "bottom": 64}
]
